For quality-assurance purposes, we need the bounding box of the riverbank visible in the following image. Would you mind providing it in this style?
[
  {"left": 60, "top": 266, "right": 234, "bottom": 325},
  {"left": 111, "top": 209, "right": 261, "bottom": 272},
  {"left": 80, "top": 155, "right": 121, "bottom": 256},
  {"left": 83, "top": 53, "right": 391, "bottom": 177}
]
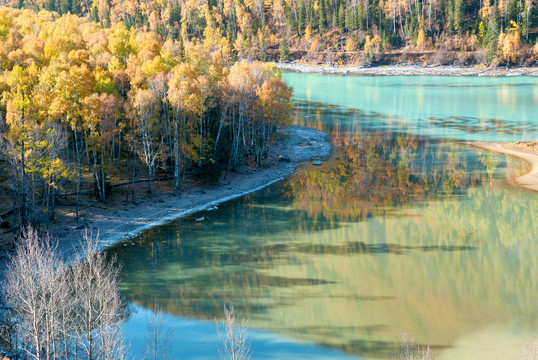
[
  {"left": 466, "top": 141, "right": 538, "bottom": 192},
  {"left": 277, "top": 63, "right": 538, "bottom": 76},
  {"left": 0, "top": 125, "right": 332, "bottom": 265}
]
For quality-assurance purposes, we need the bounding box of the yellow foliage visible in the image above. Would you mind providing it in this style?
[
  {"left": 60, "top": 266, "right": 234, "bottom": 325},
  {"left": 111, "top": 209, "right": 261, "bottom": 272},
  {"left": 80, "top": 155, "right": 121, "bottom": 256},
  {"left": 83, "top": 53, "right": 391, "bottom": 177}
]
[
  {"left": 141, "top": 55, "right": 165, "bottom": 77},
  {"left": 108, "top": 56, "right": 124, "bottom": 71},
  {"left": 345, "top": 37, "right": 356, "bottom": 53},
  {"left": 305, "top": 25, "right": 312, "bottom": 41},
  {"left": 479, "top": 0, "right": 493, "bottom": 19},
  {"left": 416, "top": 28, "right": 426, "bottom": 50},
  {"left": 108, "top": 22, "right": 133, "bottom": 62},
  {"left": 499, "top": 21, "right": 521, "bottom": 63},
  {"left": 309, "top": 35, "right": 320, "bottom": 55},
  {"left": 364, "top": 34, "right": 381, "bottom": 56},
  {"left": 0, "top": 6, "right": 297, "bottom": 200}
]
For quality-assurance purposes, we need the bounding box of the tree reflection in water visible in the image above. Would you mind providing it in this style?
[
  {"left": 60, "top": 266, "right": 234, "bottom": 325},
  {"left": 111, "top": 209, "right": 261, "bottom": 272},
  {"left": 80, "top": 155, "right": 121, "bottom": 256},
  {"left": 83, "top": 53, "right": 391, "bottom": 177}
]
[{"left": 108, "top": 127, "right": 537, "bottom": 359}]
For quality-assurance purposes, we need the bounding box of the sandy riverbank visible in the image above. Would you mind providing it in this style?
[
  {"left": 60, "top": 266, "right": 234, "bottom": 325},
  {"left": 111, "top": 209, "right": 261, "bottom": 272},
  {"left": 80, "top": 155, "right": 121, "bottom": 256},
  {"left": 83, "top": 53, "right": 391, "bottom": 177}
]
[
  {"left": 466, "top": 141, "right": 538, "bottom": 192},
  {"left": 0, "top": 125, "right": 331, "bottom": 266},
  {"left": 277, "top": 62, "right": 538, "bottom": 76}
]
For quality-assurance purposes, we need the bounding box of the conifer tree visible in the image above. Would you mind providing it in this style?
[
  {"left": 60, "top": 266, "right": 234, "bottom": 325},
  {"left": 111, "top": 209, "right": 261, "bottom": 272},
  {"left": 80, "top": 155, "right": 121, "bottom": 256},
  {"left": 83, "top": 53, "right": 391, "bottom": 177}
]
[
  {"left": 454, "top": 0, "right": 464, "bottom": 35},
  {"left": 298, "top": 2, "right": 306, "bottom": 35},
  {"left": 280, "top": 37, "right": 290, "bottom": 62},
  {"left": 486, "top": 1, "right": 500, "bottom": 60}
]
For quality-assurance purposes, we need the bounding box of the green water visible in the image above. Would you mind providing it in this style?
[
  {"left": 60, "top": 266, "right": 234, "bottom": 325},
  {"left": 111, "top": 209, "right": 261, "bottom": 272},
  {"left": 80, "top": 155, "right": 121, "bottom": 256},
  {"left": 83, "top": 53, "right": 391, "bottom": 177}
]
[{"left": 109, "top": 73, "right": 538, "bottom": 359}]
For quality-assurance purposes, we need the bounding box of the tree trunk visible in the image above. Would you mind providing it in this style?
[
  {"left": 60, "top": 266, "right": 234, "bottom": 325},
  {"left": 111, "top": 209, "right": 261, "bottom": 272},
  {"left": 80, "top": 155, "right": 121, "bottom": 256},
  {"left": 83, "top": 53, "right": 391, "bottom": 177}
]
[
  {"left": 101, "top": 136, "right": 106, "bottom": 201},
  {"left": 74, "top": 130, "right": 82, "bottom": 221},
  {"left": 131, "top": 144, "right": 137, "bottom": 204},
  {"left": 90, "top": 128, "right": 104, "bottom": 202},
  {"left": 20, "top": 92, "right": 27, "bottom": 226}
]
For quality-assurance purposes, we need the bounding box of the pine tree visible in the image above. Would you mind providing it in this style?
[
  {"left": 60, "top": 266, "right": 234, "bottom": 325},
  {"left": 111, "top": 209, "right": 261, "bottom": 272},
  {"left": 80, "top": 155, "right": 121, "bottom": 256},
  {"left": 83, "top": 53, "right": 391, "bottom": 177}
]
[
  {"left": 454, "top": 0, "right": 464, "bottom": 35},
  {"left": 298, "top": 2, "right": 306, "bottom": 35},
  {"left": 507, "top": 0, "right": 519, "bottom": 23},
  {"left": 45, "top": 0, "right": 56, "bottom": 12},
  {"left": 90, "top": 5, "right": 99, "bottom": 22},
  {"left": 58, "top": 0, "right": 70, "bottom": 14},
  {"left": 356, "top": 5, "right": 363, "bottom": 30},
  {"left": 447, "top": 0, "right": 455, "bottom": 34},
  {"left": 486, "top": 1, "right": 500, "bottom": 60},
  {"left": 319, "top": 2, "right": 326, "bottom": 32},
  {"left": 280, "top": 38, "right": 290, "bottom": 62},
  {"left": 259, "top": 35, "right": 267, "bottom": 61},
  {"left": 227, "top": 20, "right": 235, "bottom": 44},
  {"left": 332, "top": 7, "right": 338, "bottom": 28},
  {"left": 71, "top": 0, "right": 81, "bottom": 14},
  {"left": 338, "top": 2, "right": 345, "bottom": 32},
  {"left": 345, "top": 4, "right": 355, "bottom": 32},
  {"left": 178, "top": 35, "right": 185, "bottom": 62}
]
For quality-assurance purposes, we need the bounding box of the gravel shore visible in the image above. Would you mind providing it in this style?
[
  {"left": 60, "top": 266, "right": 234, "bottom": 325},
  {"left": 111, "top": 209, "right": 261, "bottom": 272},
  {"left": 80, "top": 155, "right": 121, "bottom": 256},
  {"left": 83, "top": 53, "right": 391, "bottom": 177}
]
[
  {"left": 277, "top": 62, "right": 538, "bottom": 76},
  {"left": 27, "top": 125, "right": 332, "bottom": 263}
]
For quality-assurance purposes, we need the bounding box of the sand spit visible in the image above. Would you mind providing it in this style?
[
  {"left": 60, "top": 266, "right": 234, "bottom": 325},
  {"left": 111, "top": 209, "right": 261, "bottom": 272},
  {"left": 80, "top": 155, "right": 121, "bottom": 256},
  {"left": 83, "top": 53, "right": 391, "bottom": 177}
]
[{"left": 466, "top": 141, "right": 538, "bottom": 192}]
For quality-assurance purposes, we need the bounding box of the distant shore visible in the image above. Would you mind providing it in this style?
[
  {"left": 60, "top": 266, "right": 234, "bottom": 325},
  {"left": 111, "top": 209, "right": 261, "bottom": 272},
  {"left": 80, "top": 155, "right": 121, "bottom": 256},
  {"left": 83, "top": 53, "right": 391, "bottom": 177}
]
[
  {"left": 466, "top": 141, "right": 538, "bottom": 192},
  {"left": 277, "top": 63, "right": 538, "bottom": 77},
  {"left": 26, "top": 125, "right": 330, "bottom": 262}
]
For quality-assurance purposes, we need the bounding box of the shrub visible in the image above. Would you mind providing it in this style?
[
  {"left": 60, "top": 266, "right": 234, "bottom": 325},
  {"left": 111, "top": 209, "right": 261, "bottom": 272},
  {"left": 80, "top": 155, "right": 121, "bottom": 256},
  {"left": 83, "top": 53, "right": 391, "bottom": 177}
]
[{"left": 391, "top": 330, "right": 437, "bottom": 360}]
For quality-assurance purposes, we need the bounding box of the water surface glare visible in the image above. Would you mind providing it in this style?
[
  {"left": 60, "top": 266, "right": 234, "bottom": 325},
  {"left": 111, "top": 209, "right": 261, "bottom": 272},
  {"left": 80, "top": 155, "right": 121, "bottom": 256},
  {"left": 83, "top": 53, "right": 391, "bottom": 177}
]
[{"left": 109, "top": 74, "right": 538, "bottom": 359}]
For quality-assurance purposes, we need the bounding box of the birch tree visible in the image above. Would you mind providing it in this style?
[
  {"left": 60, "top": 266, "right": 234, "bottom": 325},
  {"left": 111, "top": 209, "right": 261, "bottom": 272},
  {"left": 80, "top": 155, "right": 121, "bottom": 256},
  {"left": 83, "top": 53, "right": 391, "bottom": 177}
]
[
  {"left": 3, "top": 226, "right": 69, "bottom": 360},
  {"left": 2, "top": 227, "right": 127, "bottom": 360},
  {"left": 70, "top": 230, "right": 126, "bottom": 360},
  {"left": 128, "top": 87, "right": 161, "bottom": 194},
  {"left": 217, "top": 304, "right": 251, "bottom": 360}
]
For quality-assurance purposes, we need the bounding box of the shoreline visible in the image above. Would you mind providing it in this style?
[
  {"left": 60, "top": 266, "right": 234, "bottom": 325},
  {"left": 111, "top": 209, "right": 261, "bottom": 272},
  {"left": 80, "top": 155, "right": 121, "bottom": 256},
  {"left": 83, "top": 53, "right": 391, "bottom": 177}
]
[
  {"left": 465, "top": 141, "right": 538, "bottom": 192},
  {"left": 0, "top": 125, "right": 332, "bottom": 269},
  {"left": 48, "top": 125, "right": 332, "bottom": 260},
  {"left": 277, "top": 63, "right": 538, "bottom": 77}
]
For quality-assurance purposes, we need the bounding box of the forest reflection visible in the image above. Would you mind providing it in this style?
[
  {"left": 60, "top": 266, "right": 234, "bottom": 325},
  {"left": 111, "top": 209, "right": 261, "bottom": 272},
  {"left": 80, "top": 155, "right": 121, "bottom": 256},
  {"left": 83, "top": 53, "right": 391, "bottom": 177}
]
[
  {"left": 109, "top": 129, "right": 537, "bottom": 359},
  {"left": 292, "top": 100, "right": 538, "bottom": 142}
]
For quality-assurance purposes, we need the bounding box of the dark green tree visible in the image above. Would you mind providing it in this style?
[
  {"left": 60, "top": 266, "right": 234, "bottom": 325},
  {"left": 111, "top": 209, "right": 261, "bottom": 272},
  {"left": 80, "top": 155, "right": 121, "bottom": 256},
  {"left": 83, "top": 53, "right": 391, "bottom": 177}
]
[
  {"left": 298, "top": 2, "right": 306, "bottom": 35},
  {"left": 259, "top": 35, "right": 267, "bottom": 61},
  {"left": 90, "top": 5, "right": 99, "bottom": 22},
  {"left": 454, "top": 0, "right": 464, "bottom": 35},
  {"left": 280, "top": 37, "right": 290, "bottom": 62},
  {"left": 486, "top": 1, "right": 500, "bottom": 60}
]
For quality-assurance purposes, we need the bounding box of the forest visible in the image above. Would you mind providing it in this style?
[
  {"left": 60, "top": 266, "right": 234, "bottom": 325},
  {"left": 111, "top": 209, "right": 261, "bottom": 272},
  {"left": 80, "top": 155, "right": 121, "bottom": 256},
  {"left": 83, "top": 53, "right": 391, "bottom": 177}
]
[
  {"left": 1, "top": 0, "right": 538, "bottom": 229},
  {"left": 2, "top": 0, "right": 538, "bottom": 65},
  {"left": 0, "top": 7, "right": 292, "bottom": 229}
]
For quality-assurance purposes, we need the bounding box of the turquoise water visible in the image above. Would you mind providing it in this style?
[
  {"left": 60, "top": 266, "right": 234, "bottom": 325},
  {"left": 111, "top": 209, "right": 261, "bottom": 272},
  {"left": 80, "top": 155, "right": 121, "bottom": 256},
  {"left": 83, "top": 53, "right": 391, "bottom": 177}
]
[
  {"left": 284, "top": 73, "right": 538, "bottom": 142},
  {"left": 109, "top": 73, "right": 538, "bottom": 359}
]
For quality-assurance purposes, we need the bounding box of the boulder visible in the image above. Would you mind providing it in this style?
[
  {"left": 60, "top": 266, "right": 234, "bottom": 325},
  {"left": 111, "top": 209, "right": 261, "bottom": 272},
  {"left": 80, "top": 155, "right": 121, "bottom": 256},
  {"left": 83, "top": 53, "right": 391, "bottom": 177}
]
[{"left": 278, "top": 155, "right": 291, "bottom": 162}]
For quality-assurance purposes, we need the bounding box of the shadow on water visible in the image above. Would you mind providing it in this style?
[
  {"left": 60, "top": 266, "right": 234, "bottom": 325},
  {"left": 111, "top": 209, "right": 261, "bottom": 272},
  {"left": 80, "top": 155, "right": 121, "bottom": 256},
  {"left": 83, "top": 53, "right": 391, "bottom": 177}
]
[{"left": 293, "top": 242, "right": 475, "bottom": 256}]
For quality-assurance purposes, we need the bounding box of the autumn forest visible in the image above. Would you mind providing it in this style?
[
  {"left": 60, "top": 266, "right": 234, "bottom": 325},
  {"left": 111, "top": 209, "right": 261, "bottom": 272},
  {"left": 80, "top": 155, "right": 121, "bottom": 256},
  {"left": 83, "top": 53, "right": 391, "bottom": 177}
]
[
  {"left": 3, "top": 0, "right": 538, "bottom": 65},
  {"left": 0, "top": 0, "right": 537, "bottom": 355},
  {"left": 0, "top": 6, "right": 294, "bottom": 228},
  {"left": 1, "top": 0, "right": 538, "bottom": 227}
]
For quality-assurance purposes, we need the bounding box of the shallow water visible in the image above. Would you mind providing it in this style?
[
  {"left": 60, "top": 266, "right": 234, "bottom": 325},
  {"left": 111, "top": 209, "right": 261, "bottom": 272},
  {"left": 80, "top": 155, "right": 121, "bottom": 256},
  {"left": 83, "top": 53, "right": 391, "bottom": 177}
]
[{"left": 108, "top": 73, "right": 538, "bottom": 359}]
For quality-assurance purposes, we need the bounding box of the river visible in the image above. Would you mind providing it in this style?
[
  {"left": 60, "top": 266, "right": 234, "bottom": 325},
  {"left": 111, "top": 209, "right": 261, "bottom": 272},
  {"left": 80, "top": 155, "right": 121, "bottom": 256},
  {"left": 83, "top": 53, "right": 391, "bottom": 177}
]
[{"left": 107, "top": 73, "right": 538, "bottom": 359}]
